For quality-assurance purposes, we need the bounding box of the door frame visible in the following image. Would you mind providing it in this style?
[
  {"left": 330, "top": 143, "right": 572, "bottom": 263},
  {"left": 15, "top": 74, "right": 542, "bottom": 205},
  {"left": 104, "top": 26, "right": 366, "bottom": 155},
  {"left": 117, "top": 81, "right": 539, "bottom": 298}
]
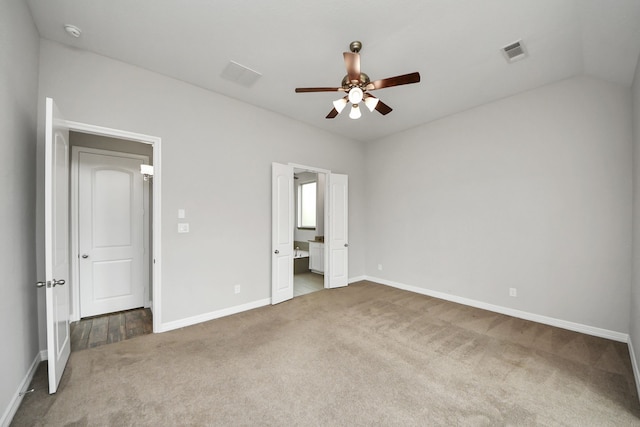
[
  {"left": 70, "top": 146, "right": 151, "bottom": 320},
  {"left": 288, "top": 163, "right": 331, "bottom": 290},
  {"left": 63, "top": 120, "right": 162, "bottom": 333}
]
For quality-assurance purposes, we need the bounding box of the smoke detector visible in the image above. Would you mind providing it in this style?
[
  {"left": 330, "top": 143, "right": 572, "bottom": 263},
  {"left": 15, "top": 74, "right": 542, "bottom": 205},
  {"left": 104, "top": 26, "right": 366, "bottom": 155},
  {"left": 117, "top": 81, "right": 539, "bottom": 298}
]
[
  {"left": 64, "top": 24, "right": 82, "bottom": 38},
  {"left": 501, "top": 40, "right": 527, "bottom": 63}
]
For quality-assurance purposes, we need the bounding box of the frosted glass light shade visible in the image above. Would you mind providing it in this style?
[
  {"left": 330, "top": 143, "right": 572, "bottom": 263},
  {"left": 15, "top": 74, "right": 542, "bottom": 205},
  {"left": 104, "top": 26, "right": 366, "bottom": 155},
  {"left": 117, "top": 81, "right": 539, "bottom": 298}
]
[
  {"left": 349, "top": 104, "right": 361, "bottom": 119},
  {"left": 348, "top": 87, "right": 364, "bottom": 104},
  {"left": 333, "top": 98, "right": 348, "bottom": 114},
  {"left": 364, "top": 96, "right": 379, "bottom": 112}
]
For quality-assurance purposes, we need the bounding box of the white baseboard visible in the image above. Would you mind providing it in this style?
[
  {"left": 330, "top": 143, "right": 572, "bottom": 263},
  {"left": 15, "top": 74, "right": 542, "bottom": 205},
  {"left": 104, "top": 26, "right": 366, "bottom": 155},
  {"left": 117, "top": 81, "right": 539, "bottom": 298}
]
[
  {"left": 157, "top": 277, "right": 369, "bottom": 333},
  {"left": 39, "top": 350, "right": 48, "bottom": 361},
  {"left": 1, "top": 352, "right": 43, "bottom": 427},
  {"left": 157, "top": 298, "right": 271, "bottom": 333},
  {"left": 628, "top": 338, "right": 640, "bottom": 401},
  {"left": 366, "top": 276, "right": 629, "bottom": 343}
]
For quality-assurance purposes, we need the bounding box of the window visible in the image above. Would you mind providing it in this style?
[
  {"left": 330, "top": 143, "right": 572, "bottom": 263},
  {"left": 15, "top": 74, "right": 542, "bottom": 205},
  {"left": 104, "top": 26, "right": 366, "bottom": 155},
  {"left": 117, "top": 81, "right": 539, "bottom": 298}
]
[{"left": 297, "top": 181, "right": 316, "bottom": 229}]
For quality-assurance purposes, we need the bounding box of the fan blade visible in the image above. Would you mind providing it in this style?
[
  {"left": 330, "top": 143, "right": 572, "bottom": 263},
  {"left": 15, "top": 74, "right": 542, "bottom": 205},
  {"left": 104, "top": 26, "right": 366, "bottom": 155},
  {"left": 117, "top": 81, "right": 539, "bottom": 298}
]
[
  {"left": 344, "top": 52, "right": 361, "bottom": 82},
  {"left": 326, "top": 108, "right": 339, "bottom": 119},
  {"left": 375, "top": 99, "right": 393, "bottom": 115},
  {"left": 367, "top": 72, "right": 421, "bottom": 90},
  {"left": 295, "top": 87, "right": 344, "bottom": 93}
]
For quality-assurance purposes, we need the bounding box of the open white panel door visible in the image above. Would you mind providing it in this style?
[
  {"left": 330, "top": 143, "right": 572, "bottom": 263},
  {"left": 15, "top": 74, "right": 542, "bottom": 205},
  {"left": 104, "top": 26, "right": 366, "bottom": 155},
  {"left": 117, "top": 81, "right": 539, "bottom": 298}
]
[
  {"left": 42, "top": 97, "right": 71, "bottom": 393},
  {"left": 328, "top": 173, "right": 348, "bottom": 288},
  {"left": 271, "top": 163, "right": 294, "bottom": 304}
]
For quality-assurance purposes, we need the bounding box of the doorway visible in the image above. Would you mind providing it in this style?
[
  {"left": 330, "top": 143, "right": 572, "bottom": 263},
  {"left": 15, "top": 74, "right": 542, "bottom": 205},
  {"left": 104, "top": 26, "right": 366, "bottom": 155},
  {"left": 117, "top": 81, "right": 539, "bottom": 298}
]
[
  {"left": 293, "top": 169, "right": 325, "bottom": 297},
  {"left": 70, "top": 134, "right": 152, "bottom": 320},
  {"left": 271, "top": 162, "right": 349, "bottom": 305},
  {"left": 63, "top": 120, "right": 162, "bottom": 333}
]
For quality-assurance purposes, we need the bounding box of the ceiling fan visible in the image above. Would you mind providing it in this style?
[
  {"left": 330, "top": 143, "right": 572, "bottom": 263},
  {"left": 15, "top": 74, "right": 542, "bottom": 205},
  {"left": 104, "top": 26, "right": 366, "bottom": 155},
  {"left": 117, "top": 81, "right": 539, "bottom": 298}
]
[{"left": 295, "top": 41, "right": 421, "bottom": 120}]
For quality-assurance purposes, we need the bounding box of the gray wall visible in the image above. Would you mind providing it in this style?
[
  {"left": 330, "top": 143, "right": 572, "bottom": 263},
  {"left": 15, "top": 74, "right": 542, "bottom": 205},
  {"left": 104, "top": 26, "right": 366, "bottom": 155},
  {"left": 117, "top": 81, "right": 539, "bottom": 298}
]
[
  {"left": 631, "top": 54, "right": 640, "bottom": 385},
  {"left": 36, "top": 40, "right": 366, "bottom": 328},
  {"left": 365, "top": 76, "right": 633, "bottom": 334},
  {"left": 0, "top": 0, "right": 40, "bottom": 421}
]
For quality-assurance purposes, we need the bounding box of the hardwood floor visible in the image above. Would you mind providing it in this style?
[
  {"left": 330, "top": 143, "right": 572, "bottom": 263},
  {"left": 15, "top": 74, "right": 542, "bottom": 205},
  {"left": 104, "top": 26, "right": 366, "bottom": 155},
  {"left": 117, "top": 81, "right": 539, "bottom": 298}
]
[
  {"left": 70, "top": 308, "right": 152, "bottom": 352},
  {"left": 294, "top": 272, "right": 324, "bottom": 297}
]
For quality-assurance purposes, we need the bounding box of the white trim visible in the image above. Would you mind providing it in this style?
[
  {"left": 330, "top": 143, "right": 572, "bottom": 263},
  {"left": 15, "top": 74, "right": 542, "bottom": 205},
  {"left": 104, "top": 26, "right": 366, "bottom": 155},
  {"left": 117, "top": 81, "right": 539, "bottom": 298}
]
[
  {"left": 64, "top": 120, "right": 159, "bottom": 145},
  {"left": 1, "top": 352, "right": 42, "bottom": 427},
  {"left": 157, "top": 298, "right": 271, "bottom": 333},
  {"left": 62, "top": 120, "right": 162, "bottom": 333},
  {"left": 628, "top": 338, "right": 640, "bottom": 401},
  {"left": 366, "top": 276, "right": 629, "bottom": 342},
  {"left": 70, "top": 147, "right": 150, "bottom": 321},
  {"left": 39, "top": 350, "right": 48, "bottom": 361},
  {"left": 349, "top": 275, "right": 366, "bottom": 283}
]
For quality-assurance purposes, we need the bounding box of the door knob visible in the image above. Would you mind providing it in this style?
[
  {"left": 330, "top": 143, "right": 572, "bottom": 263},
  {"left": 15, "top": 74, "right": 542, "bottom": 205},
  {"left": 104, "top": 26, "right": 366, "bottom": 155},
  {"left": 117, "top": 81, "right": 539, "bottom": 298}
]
[
  {"left": 82, "top": 254, "right": 89, "bottom": 259},
  {"left": 35, "top": 279, "right": 65, "bottom": 288},
  {"left": 274, "top": 250, "right": 279, "bottom": 254},
  {"left": 344, "top": 243, "right": 349, "bottom": 247}
]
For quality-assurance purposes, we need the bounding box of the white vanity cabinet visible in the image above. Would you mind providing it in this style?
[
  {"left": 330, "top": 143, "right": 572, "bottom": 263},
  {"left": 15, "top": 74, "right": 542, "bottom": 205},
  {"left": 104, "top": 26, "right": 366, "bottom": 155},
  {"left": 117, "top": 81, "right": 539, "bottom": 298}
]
[{"left": 309, "top": 241, "right": 324, "bottom": 274}]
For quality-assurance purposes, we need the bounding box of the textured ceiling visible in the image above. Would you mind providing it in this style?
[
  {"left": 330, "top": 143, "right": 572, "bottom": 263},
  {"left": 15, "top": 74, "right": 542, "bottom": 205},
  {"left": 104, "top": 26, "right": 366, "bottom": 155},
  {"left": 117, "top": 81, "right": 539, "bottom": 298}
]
[{"left": 26, "top": 0, "right": 640, "bottom": 142}]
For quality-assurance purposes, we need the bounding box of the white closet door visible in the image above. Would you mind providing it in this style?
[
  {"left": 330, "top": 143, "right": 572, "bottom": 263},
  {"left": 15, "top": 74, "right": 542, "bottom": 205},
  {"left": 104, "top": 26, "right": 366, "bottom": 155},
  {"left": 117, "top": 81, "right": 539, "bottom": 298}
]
[{"left": 79, "top": 152, "right": 145, "bottom": 317}]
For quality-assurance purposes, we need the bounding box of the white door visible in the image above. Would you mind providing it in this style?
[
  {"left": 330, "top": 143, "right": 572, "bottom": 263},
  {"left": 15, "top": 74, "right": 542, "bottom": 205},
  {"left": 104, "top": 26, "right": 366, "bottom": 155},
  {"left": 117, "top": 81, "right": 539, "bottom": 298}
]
[
  {"left": 328, "top": 173, "right": 349, "bottom": 288},
  {"left": 42, "top": 97, "right": 71, "bottom": 393},
  {"left": 79, "top": 152, "right": 146, "bottom": 317},
  {"left": 271, "top": 163, "right": 294, "bottom": 304}
]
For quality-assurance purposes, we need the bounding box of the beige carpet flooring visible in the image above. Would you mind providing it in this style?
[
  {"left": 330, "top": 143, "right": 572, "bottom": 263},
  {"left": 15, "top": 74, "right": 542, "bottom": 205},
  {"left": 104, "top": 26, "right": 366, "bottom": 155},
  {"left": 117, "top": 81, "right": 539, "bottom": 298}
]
[{"left": 12, "top": 281, "right": 640, "bottom": 426}]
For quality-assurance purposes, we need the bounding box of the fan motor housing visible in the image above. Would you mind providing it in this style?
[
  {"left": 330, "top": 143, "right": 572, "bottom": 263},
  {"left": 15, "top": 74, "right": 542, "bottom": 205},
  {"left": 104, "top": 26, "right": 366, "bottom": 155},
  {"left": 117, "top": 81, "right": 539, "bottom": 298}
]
[{"left": 342, "top": 73, "right": 370, "bottom": 89}]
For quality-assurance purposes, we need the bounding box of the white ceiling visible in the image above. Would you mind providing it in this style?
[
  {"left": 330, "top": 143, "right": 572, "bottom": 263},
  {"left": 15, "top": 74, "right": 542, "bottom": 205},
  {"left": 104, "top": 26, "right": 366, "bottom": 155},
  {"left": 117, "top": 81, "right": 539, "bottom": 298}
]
[{"left": 26, "top": 0, "right": 640, "bottom": 142}]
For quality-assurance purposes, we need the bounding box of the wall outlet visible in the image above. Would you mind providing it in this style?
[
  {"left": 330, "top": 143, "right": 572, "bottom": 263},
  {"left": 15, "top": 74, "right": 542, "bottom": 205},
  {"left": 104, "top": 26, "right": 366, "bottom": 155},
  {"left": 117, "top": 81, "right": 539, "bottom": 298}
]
[
  {"left": 377, "top": 264, "right": 383, "bottom": 271},
  {"left": 177, "top": 223, "right": 189, "bottom": 233},
  {"left": 234, "top": 284, "right": 241, "bottom": 294},
  {"left": 509, "top": 288, "right": 517, "bottom": 297}
]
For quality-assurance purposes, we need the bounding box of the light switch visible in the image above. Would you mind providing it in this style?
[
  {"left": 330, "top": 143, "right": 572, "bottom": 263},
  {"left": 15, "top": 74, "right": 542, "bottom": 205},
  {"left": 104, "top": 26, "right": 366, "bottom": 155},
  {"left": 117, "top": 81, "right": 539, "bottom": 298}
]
[
  {"left": 178, "top": 209, "right": 186, "bottom": 219},
  {"left": 178, "top": 223, "right": 189, "bottom": 233}
]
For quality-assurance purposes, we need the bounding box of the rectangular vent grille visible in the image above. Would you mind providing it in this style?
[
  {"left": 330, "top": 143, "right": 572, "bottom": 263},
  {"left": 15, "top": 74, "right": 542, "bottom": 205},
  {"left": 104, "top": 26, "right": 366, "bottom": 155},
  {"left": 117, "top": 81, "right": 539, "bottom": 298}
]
[
  {"left": 221, "top": 60, "right": 262, "bottom": 87},
  {"left": 501, "top": 40, "right": 527, "bottom": 63}
]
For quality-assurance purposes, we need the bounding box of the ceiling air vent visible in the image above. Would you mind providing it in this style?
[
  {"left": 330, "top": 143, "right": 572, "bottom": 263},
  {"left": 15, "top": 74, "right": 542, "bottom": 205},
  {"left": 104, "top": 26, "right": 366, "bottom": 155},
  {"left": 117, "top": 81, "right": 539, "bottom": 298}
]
[
  {"left": 221, "top": 60, "right": 262, "bottom": 88},
  {"left": 501, "top": 40, "right": 527, "bottom": 63}
]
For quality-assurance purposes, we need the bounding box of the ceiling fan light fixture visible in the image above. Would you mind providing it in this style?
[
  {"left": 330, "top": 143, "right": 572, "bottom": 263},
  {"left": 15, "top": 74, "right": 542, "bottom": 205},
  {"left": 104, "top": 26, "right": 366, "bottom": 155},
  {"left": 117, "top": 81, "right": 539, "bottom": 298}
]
[
  {"left": 364, "top": 96, "right": 379, "bottom": 112},
  {"left": 348, "top": 87, "right": 363, "bottom": 104},
  {"left": 333, "top": 98, "right": 348, "bottom": 114},
  {"left": 349, "top": 104, "right": 361, "bottom": 120},
  {"left": 294, "top": 41, "right": 421, "bottom": 121}
]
